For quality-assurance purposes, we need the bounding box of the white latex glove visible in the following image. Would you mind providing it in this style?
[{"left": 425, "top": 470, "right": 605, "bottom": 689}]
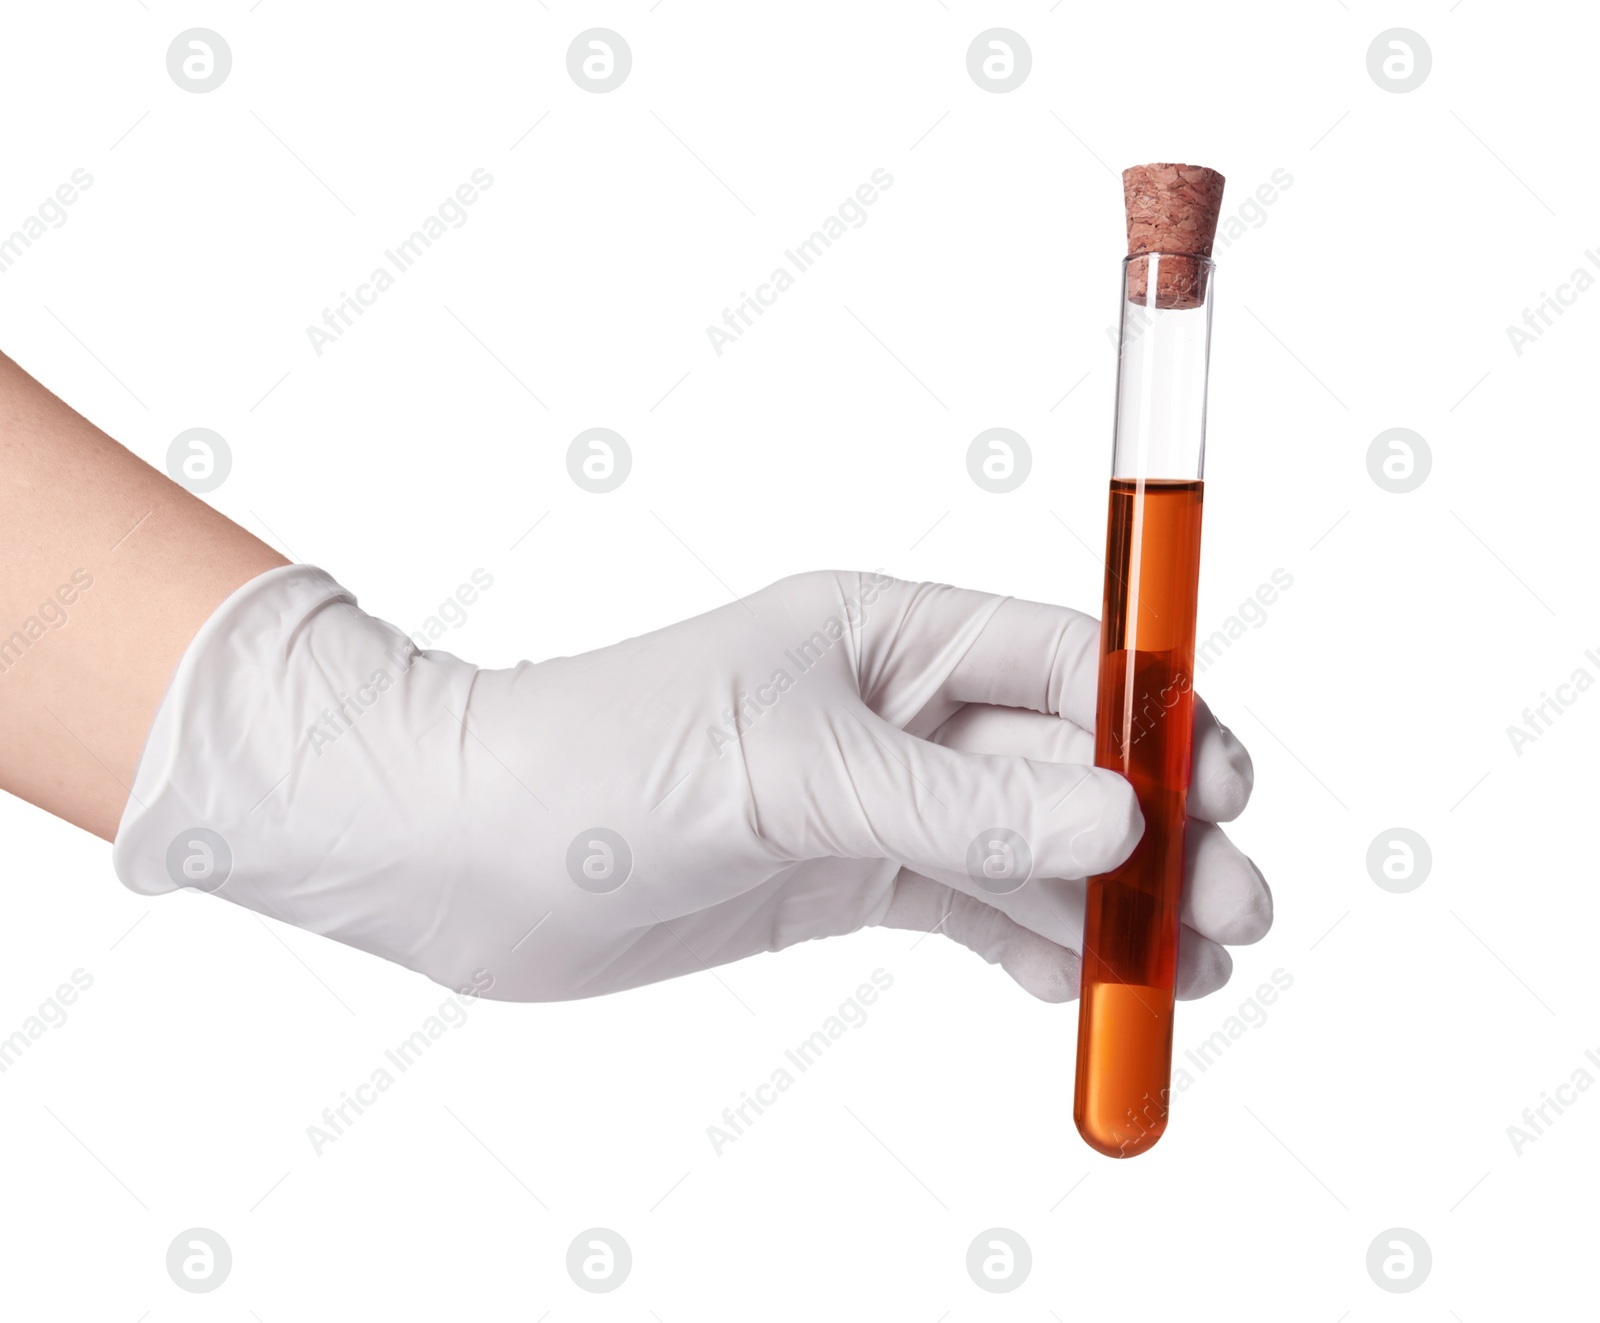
[{"left": 113, "top": 566, "right": 1271, "bottom": 1001}]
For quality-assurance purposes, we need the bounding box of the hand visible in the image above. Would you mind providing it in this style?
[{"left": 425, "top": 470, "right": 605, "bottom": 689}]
[{"left": 114, "top": 567, "right": 1271, "bottom": 1001}]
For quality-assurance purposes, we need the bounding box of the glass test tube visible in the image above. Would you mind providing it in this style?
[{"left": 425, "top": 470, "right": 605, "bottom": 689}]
[{"left": 1073, "top": 250, "right": 1214, "bottom": 1158}]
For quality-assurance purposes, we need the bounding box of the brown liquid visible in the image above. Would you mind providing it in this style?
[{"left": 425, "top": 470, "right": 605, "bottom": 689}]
[{"left": 1074, "top": 478, "right": 1203, "bottom": 1158}]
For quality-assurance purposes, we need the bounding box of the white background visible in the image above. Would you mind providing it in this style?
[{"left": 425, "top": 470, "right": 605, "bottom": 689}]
[{"left": 0, "top": 1, "right": 1593, "bottom": 1317}]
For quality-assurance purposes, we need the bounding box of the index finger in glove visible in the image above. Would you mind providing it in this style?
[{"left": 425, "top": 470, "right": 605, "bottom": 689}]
[{"left": 932, "top": 694, "right": 1255, "bottom": 825}]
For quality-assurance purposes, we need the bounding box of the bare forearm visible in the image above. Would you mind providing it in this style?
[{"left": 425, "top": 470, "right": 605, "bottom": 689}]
[{"left": 0, "top": 351, "right": 286, "bottom": 840}]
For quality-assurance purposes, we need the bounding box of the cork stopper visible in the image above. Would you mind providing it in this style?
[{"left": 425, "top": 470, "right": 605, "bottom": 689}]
[{"left": 1122, "top": 162, "right": 1225, "bottom": 310}]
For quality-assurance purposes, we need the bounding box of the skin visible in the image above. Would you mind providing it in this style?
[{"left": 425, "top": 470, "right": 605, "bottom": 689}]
[{"left": 0, "top": 351, "right": 285, "bottom": 840}]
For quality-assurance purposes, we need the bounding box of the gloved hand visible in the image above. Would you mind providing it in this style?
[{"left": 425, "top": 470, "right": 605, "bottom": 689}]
[{"left": 113, "top": 566, "right": 1270, "bottom": 1001}]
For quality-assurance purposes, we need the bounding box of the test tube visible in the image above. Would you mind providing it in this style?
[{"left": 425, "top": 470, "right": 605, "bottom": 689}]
[{"left": 1073, "top": 164, "right": 1225, "bottom": 1159}]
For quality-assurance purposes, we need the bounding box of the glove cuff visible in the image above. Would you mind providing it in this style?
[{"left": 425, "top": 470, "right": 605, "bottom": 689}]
[{"left": 112, "top": 563, "right": 360, "bottom": 896}]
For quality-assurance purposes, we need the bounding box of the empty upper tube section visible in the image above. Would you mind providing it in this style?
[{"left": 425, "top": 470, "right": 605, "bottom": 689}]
[{"left": 1111, "top": 253, "right": 1214, "bottom": 482}]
